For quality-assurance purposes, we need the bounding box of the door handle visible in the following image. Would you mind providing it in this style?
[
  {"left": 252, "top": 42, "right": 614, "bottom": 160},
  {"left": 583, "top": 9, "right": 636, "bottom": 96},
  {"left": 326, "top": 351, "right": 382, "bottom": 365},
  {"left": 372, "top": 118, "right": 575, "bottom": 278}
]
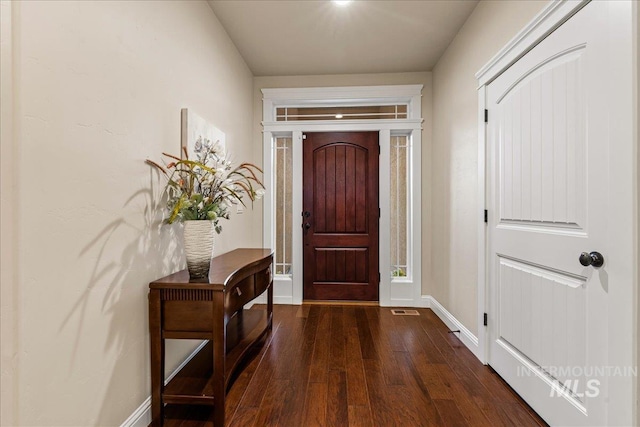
[
  {"left": 579, "top": 251, "right": 604, "bottom": 268},
  {"left": 302, "top": 211, "right": 311, "bottom": 218},
  {"left": 303, "top": 222, "right": 311, "bottom": 230}
]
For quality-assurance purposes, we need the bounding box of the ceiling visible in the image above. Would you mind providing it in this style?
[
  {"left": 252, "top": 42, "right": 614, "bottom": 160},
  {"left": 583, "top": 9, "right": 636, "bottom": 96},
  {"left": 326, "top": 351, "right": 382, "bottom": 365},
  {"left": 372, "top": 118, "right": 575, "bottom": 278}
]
[{"left": 207, "top": 0, "right": 479, "bottom": 76}]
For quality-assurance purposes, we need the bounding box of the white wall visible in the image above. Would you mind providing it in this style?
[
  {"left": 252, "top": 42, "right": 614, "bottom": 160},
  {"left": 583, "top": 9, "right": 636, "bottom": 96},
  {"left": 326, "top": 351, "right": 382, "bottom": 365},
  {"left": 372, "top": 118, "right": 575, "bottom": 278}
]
[
  {"left": 431, "top": 0, "right": 546, "bottom": 335},
  {"left": 254, "top": 72, "right": 433, "bottom": 295},
  {"left": 0, "top": 1, "right": 256, "bottom": 425}
]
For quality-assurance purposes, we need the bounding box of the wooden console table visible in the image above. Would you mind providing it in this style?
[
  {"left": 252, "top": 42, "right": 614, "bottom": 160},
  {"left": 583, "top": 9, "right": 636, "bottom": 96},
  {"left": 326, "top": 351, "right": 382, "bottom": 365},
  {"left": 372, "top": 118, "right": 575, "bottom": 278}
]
[{"left": 148, "top": 248, "right": 273, "bottom": 426}]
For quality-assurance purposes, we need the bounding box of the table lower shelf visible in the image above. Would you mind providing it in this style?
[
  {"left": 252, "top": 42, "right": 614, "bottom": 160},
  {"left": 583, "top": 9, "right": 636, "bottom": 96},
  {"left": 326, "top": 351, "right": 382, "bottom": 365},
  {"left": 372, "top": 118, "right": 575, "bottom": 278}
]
[
  {"left": 161, "top": 404, "right": 216, "bottom": 427},
  {"left": 162, "top": 309, "right": 272, "bottom": 405}
]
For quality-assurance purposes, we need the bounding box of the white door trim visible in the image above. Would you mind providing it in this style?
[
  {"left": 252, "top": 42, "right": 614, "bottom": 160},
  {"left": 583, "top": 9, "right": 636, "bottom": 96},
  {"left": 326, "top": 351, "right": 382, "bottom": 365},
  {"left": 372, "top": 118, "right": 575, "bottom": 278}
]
[
  {"left": 476, "top": 0, "right": 589, "bottom": 87},
  {"left": 477, "top": 0, "right": 638, "bottom": 424},
  {"left": 261, "top": 85, "right": 423, "bottom": 306},
  {"left": 477, "top": 85, "right": 488, "bottom": 364}
]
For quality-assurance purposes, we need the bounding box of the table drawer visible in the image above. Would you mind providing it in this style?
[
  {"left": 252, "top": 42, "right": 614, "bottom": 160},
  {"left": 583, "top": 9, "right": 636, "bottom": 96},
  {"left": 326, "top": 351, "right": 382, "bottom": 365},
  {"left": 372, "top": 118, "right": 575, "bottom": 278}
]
[
  {"left": 163, "top": 300, "right": 212, "bottom": 333},
  {"left": 255, "top": 266, "right": 271, "bottom": 296},
  {"left": 225, "top": 275, "right": 255, "bottom": 316}
]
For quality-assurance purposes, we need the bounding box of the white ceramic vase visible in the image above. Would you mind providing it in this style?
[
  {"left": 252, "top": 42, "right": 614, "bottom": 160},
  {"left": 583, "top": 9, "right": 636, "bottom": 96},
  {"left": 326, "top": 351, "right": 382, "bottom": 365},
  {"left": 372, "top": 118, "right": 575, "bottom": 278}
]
[{"left": 183, "top": 220, "right": 215, "bottom": 280}]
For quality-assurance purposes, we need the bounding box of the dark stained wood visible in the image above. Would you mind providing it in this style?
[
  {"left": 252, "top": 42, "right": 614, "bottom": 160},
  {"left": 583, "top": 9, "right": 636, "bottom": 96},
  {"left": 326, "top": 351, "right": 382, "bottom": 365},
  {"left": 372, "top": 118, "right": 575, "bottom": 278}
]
[
  {"left": 308, "top": 306, "right": 331, "bottom": 384},
  {"left": 160, "top": 305, "right": 548, "bottom": 427},
  {"left": 148, "top": 249, "right": 273, "bottom": 427},
  {"left": 335, "top": 145, "right": 346, "bottom": 232},
  {"left": 149, "top": 290, "right": 164, "bottom": 426},
  {"left": 303, "top": 132, "right": 379, "bottom": 301},
  {"left": 149, "top": 248, "right": 272, "bottom": 289},
  {"left": 347, "top": 405, "right": 374, "bottom": 427},
  {"left": 345, "top": 146, "right": 356, "bottom": 232},
  {"left": 433, "top": 399, "right": 469, "bottom": 427},
  {"left": 326, "top": 369, "right": 349, "bottom": 425},
  {"left": 252, "top": 378, "right": 290, "bottom": 426},
  {"left": 344, "top": 325, "right": 369, "bottom": 407},
  {"left": 354, "top": 307, "right": 378, "bottom": 360},
  {"left": 302, "top": 381, "right": 328, "bottom": 426},
  {"left": 325, "top": 145, "right": 336, "bottom": 232}
]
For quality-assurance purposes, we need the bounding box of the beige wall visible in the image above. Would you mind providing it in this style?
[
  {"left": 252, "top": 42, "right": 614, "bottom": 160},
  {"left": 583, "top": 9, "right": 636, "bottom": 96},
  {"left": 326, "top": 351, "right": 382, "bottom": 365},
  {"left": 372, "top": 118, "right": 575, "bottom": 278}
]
[
  {"left": 1, "top": 1, "right": 256, "bottom": 425},
  {"left": 431, "top": 0, "right": 547, "bottom": 335},
  {"left": 1, "top": 1, "right": 16, "bottom": 425},
  {"left": 633, "top": 2, "right": 640, "bottom": 425},
  {"left": 253, "top": 72, "right": 433, "bottom": 295}
]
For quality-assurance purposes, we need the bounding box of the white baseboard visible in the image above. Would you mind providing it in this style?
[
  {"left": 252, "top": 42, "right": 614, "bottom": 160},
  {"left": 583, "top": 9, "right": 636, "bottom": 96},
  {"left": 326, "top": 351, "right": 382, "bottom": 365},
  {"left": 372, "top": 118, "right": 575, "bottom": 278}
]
[
  {"left": 120, "top": 396, "right": 151, "bottom": 427},
  {"left": 274, "top": 295, "right": 293, "bottom": 305},
  {"left": 244, "top": 294, "right": 292, "bottom": 309},
  {"left": 120, "top": 341, "right": 208, "bottom": 427},
  {"left": 423, "top": 295, "right": 481, "bottom": 361},
  {"left": 244, "top": 293, "right": 267, "bottom": 309},
  {"left": 382, "top": 298, "right": 424, "bottom": 308},
  {"left": 417, "top": 295, "right": 432, "bottom": 308}
]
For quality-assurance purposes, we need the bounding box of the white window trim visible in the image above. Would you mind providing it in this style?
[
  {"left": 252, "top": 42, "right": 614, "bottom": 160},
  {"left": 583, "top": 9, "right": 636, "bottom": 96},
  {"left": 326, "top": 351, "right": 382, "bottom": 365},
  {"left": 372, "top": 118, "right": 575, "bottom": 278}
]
[{"left": 261, "top": 85, "right": 423, "bottom": 307}]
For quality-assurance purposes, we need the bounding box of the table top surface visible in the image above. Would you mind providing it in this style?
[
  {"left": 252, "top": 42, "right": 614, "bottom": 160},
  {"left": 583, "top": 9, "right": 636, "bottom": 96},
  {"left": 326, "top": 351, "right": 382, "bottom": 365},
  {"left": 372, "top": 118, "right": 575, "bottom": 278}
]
[{"left": 149, "top": 248, "right": 272, "bottom": 289}]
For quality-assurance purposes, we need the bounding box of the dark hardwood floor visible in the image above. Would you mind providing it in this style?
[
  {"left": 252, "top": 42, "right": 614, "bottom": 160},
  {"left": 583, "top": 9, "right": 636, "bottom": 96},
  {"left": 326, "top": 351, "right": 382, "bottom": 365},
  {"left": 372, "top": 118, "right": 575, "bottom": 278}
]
[{"left": 161, "top": 304, "right": 547, "bottom": 427}]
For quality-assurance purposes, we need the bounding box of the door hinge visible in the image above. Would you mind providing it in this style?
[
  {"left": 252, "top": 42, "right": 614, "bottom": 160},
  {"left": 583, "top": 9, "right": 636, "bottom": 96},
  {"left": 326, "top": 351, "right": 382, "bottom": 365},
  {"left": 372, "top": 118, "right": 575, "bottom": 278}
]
[
  {"left": 483, "top": 312, "right": 488, "bottom": 326},
  {"left": 378, "top": 272, "right": 381, "bottom": 283},
  {"left": 484, "top": 209, "right": 488, "bottom": 223},
  {"left": 484, "top": 109, "right": 488, "bottom": 123},
  {"left": 378, "top": 143, "right": 381, "bottom": 154},
  {"left": 302, "top": 134, "right": 307, "bottom": 140},
  {"left": 379, "top": 207, "right": 381, "bottom": 218}
]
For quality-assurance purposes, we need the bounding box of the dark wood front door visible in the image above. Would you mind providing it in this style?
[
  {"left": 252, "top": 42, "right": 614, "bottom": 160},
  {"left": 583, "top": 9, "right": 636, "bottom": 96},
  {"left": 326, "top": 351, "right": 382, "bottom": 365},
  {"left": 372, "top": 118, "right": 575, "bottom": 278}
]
[{"left": 303, "top": 132, "right": 379, "bottom": 301}]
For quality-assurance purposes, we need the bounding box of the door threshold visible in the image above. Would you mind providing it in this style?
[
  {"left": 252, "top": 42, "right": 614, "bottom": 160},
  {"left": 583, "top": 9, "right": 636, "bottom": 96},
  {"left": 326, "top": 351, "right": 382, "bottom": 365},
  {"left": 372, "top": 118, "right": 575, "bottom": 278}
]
[{"left": 303, "top": 300, "right": 379, "bottom": 306}]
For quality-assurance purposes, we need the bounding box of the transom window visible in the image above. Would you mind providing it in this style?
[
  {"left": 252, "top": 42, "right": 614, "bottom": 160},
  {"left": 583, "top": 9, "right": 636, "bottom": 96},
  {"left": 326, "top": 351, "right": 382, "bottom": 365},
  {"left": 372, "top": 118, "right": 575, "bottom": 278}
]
[{"left": 276, "top": 104, "right": 408, "bottom": 121}]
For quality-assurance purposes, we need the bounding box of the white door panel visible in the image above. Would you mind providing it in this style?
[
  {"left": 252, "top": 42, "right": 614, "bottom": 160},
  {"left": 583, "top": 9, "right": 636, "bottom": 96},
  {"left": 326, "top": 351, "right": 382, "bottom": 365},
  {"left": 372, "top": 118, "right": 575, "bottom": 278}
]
[
  {"left": 497, "top": 46, "right": 587, "bottom": 229},
  {"left": 486, "top": 2, "right": 624, "bottom": 425}
]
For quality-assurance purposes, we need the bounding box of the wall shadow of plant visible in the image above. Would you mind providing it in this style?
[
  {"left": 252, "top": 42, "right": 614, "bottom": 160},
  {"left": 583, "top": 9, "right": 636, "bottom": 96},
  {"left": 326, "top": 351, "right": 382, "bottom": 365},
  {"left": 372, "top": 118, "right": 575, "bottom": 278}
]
[{"left": 59, "top": 167, "right": 187, "bottom": 425}]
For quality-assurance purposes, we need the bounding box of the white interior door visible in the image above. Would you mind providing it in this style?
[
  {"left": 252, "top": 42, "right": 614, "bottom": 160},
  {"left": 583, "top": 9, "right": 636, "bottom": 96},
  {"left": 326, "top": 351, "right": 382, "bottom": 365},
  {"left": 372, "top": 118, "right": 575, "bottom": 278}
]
[{"left": 486, "top": 2, "right": 634, "bottom": 426}]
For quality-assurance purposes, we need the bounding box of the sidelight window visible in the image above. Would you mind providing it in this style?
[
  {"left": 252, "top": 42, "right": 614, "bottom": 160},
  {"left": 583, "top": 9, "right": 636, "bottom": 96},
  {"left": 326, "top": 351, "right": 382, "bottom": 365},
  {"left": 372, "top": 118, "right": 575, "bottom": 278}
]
[
  {"left": 275, "top": 136, "right": 293, "bottom": 275},
  {"left": 390, "top": 135, "right": 410, "bottom": 279}
]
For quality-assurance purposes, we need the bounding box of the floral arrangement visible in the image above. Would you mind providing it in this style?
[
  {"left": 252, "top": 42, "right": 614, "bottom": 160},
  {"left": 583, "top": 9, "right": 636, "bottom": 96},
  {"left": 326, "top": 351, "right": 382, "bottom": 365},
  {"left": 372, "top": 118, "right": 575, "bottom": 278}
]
[
  {"left": 146, "top": 138, "right": 264, "bottom": 233},
  {"left": 391, "top": 268, "right": 407, "bottom": 277}
]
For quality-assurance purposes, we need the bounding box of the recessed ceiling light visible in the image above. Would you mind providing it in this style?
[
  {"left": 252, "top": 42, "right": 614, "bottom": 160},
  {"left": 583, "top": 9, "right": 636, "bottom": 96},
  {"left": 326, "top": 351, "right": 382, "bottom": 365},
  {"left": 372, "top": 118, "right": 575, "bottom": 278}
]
[
  {"left": 335, "top": 114, "right": 344, "bottom": 119},
  {"left": 333, "top": 0, "right": 351, "bottom": 7}
]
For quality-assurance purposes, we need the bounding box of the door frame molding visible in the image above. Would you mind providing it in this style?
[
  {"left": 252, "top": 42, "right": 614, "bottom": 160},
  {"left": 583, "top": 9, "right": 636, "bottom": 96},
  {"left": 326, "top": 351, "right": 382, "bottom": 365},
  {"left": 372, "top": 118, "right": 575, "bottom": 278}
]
[
  {"left": 476, "top": 1, "right": 638, "bottom": 424},
  {"left": 261, "top": 85, "right": 423, "bottom": 307}
]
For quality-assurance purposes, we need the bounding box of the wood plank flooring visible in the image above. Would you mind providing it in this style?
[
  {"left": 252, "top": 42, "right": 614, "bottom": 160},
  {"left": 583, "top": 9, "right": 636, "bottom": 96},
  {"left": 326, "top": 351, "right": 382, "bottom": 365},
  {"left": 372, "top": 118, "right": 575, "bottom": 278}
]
[{"left": 161, "top": 305, "right": 547, "bottom": 427}]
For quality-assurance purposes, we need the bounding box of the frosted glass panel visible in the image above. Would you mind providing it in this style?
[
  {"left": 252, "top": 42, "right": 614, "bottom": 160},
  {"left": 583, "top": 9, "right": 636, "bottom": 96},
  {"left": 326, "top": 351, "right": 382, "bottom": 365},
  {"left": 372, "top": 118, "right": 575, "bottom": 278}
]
[
  {"left": 276, "top": 105, "right": 408, "bottom": 121},
  {"left": 275, "top": 137, "right": 292, "bottom": 275},
  {"left": 390, "top": 136, "right": 408, "bottom": 278}
]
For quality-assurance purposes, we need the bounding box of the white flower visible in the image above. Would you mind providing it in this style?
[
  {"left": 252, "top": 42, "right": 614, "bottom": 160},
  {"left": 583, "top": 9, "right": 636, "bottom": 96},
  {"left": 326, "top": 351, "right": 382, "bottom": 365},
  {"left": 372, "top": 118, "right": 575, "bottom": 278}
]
[
  {"left": 149, "top": 142, "right": 264, "bottom": 227},
  {"left": 212, "top": 140, "right": 224, "bottom": 155},
  {"left": 215, "top": 169, "right": 227, "bottom": 180},
  {"left": 194, "top": 136, "right": 203, "bottom": 152}
]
